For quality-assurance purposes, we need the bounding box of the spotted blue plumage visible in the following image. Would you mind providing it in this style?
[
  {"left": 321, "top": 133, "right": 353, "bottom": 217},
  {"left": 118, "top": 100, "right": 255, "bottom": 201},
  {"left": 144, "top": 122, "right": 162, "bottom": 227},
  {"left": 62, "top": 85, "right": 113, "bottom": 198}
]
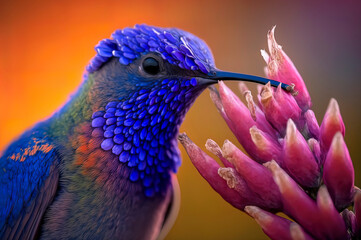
[
  {"left": 91, "top": 77, "right": 200, "bottom": 197},
  {"left": 0, "top": 133, "right": 59, "bottom": 239},
  {"left": 86, "top": 24, "right": 215, "bottom": 74}
]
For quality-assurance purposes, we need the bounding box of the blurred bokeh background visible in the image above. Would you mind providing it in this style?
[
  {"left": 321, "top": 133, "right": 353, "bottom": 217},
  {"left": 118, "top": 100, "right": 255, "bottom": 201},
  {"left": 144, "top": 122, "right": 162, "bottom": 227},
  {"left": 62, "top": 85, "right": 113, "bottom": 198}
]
[{"left": 0, "top": 0, "right": 360, "bottom": 239}]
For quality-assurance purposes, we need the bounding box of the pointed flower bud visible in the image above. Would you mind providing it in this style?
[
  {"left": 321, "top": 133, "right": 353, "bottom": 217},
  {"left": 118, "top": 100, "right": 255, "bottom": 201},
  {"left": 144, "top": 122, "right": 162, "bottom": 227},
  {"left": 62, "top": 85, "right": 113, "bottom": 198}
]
[
  {"left": 245, "top": 206, "right": 293, "bottom": 240},
  {"left": 307, "top": 138, "right": 321, "bottom": 165},
  {"left": 222, "top": 140, "right": 282, "bottom": 210},
  {"left": 265, "top": 160, "right": 324, "bottom": 239},
  {"left": 218, "top": 82, "right": 282, "bottom": 163},
  {"left": 209, "top": 85, "right": 235, "bottom": 132},
  {"left": 239, "top": 82, "right": 279, "bottom": 137},
  {"left": 323, "top": 132, "right": 354, "bottom": 210},
  {"left": 341, "top": 209, "right": 358, "bottom": 238},
  {"left": 316, "top": 186, "right": 348, "bottom": 239},
  {"left": 264, "top": 26, "right": 311, "bottom": 111},
  {"left": 178, "top": 133, "right": 246, "bottom": 209},
  {"left": 217, "top": 167, "right": 268, "bottom": 210},
  {"left": 304, "top": 110, "right": 320, "bottom": 139},
  {"left": 320, "top": 98, "right": 345, "bottom": 153},
  {"left": 282, "top": 119, "right": 320, "bottom": 188},
  {"left": 217, "top": 167, "right": 250, "bottom": 197},
  {"left": 239, "top": 83, "right": 257, "bottom": 121},
  {"left": 260, "top": 83, "right": 301, "bottom": 135},
  {"left": 205, "top": 139, "right": 233, "bottom": 168},
  {"left": 289, "top": 223, "right": 314, "bottom": 240},
  {"left": 249, "top": 126, "right": 282, "bottom": 163}
]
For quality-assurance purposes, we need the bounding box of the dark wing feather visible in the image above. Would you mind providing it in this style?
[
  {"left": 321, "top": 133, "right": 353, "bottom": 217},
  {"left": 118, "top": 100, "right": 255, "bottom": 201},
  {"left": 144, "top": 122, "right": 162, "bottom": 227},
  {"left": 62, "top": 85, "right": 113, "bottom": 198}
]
[{"left": 0, "top": 136, "right": 60, "bottom": 240}]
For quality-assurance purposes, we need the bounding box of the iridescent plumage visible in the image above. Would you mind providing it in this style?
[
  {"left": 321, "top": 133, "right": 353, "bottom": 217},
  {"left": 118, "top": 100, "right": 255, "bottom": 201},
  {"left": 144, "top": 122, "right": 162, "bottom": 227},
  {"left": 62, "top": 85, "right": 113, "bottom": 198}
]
[{"left": 0, "top": 24, "right": 288, "bottom": 239}]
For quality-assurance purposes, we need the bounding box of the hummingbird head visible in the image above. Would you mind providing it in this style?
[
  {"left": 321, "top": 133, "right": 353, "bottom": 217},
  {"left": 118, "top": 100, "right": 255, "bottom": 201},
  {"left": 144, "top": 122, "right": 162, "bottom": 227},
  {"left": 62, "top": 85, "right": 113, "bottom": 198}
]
[{"left": 85, "top": 24, "right": 290, "bottom": 197}]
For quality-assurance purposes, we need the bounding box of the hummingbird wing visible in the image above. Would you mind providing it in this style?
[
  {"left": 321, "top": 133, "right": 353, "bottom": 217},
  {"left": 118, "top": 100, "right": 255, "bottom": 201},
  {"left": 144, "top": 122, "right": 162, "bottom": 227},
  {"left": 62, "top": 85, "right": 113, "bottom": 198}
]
[
  {"left": 0, "top": 136, "right": 60, "bottom": 240},
  {"left": 157, "top": 174, "right": 181, "bottom": 240}
]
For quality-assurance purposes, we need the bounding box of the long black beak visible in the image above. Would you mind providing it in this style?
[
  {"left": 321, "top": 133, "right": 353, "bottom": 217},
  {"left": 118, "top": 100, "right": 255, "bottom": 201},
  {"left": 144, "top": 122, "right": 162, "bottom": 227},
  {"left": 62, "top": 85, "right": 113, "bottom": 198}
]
[{"left": 204, "top": 69, "right": 293, "bottom": 92}]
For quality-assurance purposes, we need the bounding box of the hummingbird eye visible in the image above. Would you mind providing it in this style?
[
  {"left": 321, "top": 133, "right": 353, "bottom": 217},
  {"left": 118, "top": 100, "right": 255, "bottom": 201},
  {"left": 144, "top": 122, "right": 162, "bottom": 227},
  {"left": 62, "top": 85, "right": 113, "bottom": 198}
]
[{"left": 142, "top": 57, "right": 160, "bottom": 75}]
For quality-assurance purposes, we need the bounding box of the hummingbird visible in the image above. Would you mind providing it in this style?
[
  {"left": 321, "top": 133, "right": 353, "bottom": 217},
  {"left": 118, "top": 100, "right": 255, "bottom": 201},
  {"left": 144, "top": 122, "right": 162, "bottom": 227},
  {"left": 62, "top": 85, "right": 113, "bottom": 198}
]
[{"left": 0, "top": 24, "right": 291, "bottom": 240}]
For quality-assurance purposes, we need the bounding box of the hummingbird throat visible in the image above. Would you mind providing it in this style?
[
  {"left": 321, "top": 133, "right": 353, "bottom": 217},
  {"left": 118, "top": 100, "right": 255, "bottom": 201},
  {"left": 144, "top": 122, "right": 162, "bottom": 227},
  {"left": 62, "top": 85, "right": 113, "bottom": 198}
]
[{"left": 90, "top": 77, "right": 201, "bottom": 197}]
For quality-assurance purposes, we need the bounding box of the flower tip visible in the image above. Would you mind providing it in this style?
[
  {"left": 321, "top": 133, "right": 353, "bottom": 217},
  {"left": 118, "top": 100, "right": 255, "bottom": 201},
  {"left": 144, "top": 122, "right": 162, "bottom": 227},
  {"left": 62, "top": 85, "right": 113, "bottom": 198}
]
[
  {"left": 218, "top": 81, "right": 243, "bottom": 109},
  {"left": 208, "top": 85, "right": 224, "bottom": 112},
  {"left": 320, "top": 98, "right": 345, "bottom": 151},
  {"left": 244, "top": 205, "right": 271, "bottom": 223},
  {"left": 326, "top": 99, "right": 343, "bottom": 125},
  {"left": 289, "top": 223, "right": 310, "bottom": 240},
  {"left": 260, "top": 82, "right": 273, "bottom": 102},
  {"left": 328, "top": 98, "right": 339, "bottom": 113},
  {"left": 238, "top": 82, "right": 249, "bottom": 94},
  {"left": 178, "top": 132, "right": 191, "bottom": 146},
  {"left": 264, "top": 160, "right": 294, "bottom": 195},
  {"left": 317, "top": 185, "right": 333, "bottom": 210},
  {"left": 221, "top": 139, "right": 233, "bottom": 158},
  {"left": 267, "top": 25, "right": 282, "bottom": 58},
  {"left": 205, "top": 139, "right": 222, "bottom": 156},
  {"left": 263, "top": 160, "right": 280, "bottom": 174},
  {"left": 218, "top": 167, "right": 241, "bottom": 189},
  {"left": 249, "top": 126, "right": 265, "bottom": 148},
  {"left": 305, "top": 110, "right": 320, "bottom": 139},
  {"left": 243, "top": 89, "right": 257, "bottom": 121},
  {"left": 260, "top": 49, "right": 270, "bottom": 63},
  {"left": 308, "top": 138, "right": 321, "bottom": 163},
  {"left": 218, "top": 80, "right": 228, "bottom": 94},
  {"left": 325, "top": 98, "right": 343, "bottom": 125},
  {"left": 286, "top": 119, "right": 297, "bottom": 140},
  {"left": 244, "top": 205, "right": 258, "bottom": 216},
  {"left": 331, "top": 132, "right": 346, "bottom": 156}
]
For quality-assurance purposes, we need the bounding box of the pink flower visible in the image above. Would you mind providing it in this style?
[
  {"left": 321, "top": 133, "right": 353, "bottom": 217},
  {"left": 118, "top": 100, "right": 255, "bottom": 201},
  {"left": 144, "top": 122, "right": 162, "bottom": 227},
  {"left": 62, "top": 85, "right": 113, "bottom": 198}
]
[{"left": 179, "top": 27, "right": 359, "bottom": 239}]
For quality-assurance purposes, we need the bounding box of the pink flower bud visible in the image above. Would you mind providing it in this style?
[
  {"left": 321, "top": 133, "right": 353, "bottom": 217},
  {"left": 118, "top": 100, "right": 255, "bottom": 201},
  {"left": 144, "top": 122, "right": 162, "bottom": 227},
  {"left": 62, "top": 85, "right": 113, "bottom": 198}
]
[
  {"left": 222, "top": 140, "right": 282, "bottom": 210},
  {"left": 217, "top": 167, "right": 266, "bottom": 209},
  {"left": 341, "top": 209, "right": 357, "bottom": 238},
  {"left": 239, "top": 82, "right": 279, "bottom": 138},
  {"left": 323, "top": 132, "right": 354, "bottom": 210},
  {"left": 265, "top": 160, "right": 324, "bottom": 239},
  {"left": 307, "top": 138, "right": 322, "bottom": 165},
  {"left": 274, "top": 84, "right": 302, "bottom": 123},
  {"left": 320, "top": 99, "right": 345, "bottom": 153},
  {"left": 282, "top": 119, "right": 320, "bottom": 188},
  {"left": 238, "top": 83, "right": 257, "bottom": 121},
  {"left": 209, "top": 85, "right": 234, "bottom": 131},
  {"left": 217, "top": 167, "right": 249, "bottom": 197},
  {"left": 217, "top": 82, "right": 282, "bottom": 163},
  {"left": 316, "top": 186, "right": 348, "bottom": 239},
  {"left": 249, "top": 126, "right": 282, "bottom": 163},
  {"left": 263, "top": 26, "right": 311, "bottom": 111},
  {"left": 244, "top": 206, "right": 293, "bottom": 240},
  {"left": 304, "top": 110, "right": 320, "bottom": 139},
  {"left": 289, "top": 223, "right": 314, "bottom": 240},
  {"left": 178, "top": 133, "right": 246, "bottom": 209},
  {"left": 260, "top": 83, "right": 301, "bottom": 135},
  {"left": 205, "top": 139, "right": 233, "bottom": 168}
]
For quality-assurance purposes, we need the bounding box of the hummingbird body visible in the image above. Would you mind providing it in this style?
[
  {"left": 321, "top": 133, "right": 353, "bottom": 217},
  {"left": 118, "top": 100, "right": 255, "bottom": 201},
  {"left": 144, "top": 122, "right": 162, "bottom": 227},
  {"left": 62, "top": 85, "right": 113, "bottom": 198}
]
[{"left": 0, "top": 24, "right": 290, "bottom": 239}]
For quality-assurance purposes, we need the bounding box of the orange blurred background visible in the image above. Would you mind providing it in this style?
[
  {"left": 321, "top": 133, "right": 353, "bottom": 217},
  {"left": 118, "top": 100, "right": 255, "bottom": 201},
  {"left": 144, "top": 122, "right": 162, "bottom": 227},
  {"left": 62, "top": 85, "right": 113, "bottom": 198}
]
[{"left": 0, "top": 0, "right": 360, "bottom": 239}]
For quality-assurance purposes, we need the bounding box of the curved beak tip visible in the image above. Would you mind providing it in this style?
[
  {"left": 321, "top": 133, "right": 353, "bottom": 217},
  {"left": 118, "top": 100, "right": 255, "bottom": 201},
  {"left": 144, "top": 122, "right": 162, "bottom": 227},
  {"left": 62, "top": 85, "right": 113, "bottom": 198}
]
[{"left": 202, "top": 69, "right": 293, "bottom": 92}]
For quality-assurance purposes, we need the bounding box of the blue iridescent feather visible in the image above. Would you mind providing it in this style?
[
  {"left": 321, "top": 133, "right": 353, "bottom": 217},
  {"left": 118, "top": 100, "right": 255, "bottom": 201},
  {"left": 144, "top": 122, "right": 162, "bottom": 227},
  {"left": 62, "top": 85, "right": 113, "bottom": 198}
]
[
  {"left": 87, "top": 24, "right": 214, "bottom": 74},
  {"left": 91, "top": 77, "right": 201, "bottom": 197}
]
